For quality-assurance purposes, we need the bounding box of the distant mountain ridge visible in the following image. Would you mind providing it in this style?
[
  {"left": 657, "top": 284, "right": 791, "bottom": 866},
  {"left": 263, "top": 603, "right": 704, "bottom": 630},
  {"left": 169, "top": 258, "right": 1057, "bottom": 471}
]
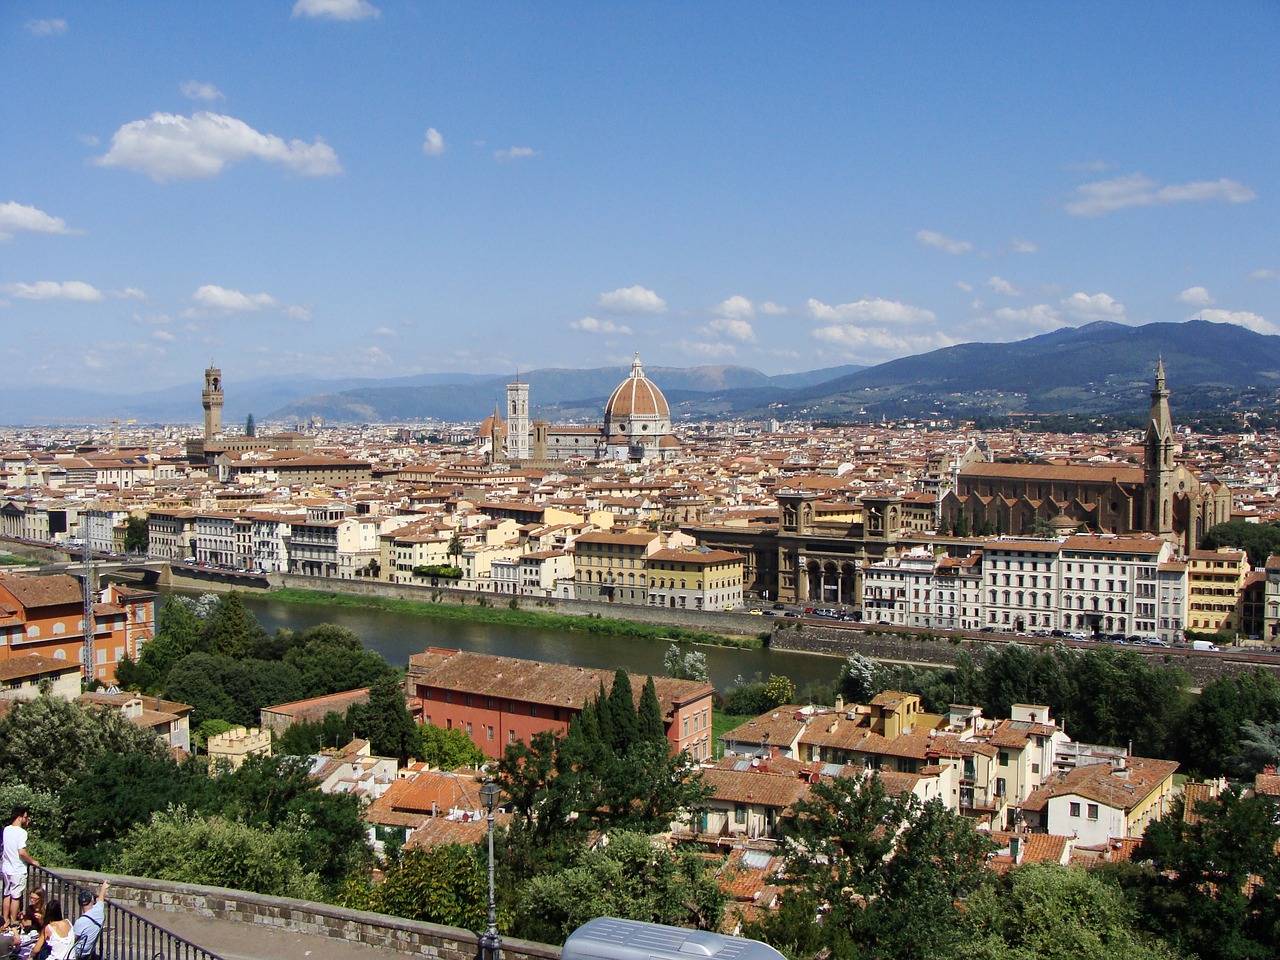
[{"left": 1, "top": 319, "right": 1275, "bottom": 426}]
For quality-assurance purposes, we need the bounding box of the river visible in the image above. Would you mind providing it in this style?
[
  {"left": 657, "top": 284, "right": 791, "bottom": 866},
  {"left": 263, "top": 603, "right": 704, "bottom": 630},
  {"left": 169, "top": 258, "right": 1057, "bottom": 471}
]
[{"left": 222, "top": 591, "right": 846, "bottom": 696}]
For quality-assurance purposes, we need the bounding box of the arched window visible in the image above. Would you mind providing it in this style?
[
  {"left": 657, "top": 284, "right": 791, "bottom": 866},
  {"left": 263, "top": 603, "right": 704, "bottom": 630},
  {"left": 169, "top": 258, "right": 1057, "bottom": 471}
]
[
  {"left": 26, "top": 625, "right": 39, "bottom": 638},
  {"left": 52, "top": 622, "right": 65, "bottom": 635}
]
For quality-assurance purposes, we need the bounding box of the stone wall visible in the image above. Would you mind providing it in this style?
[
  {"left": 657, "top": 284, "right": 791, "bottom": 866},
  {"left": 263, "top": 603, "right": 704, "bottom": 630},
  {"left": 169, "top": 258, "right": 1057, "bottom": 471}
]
[
  {"left": 768, "top": 622, "right": 1280, "bottom": 687},
  {"left": 56, "top": 870, "right": 560, "bottom": 960},
  {"left": 278, "top": 574, "right": 770, "bottom": 638}
]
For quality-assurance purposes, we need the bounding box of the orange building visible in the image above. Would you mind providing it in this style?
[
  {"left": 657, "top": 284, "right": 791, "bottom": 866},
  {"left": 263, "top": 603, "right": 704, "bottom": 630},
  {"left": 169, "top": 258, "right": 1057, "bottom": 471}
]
[
  {"left": 0, "top": 573, "right": 155, "bottom": 684},
  {"left": 405, "top": 647, "right": 715, "bottom": 760}
]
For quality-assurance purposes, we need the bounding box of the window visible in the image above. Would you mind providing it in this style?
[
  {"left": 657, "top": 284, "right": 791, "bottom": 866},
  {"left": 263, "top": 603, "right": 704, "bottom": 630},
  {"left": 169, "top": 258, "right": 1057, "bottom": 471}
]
[
  {"left": 1087, "top": 803, "right": 1099, "bottom": 820},
  {"left": 1070, "top": 801, "right": 1081, "bottom": 817},
  {"left": 487, "top": 725, "right": 494, "bottom": 740},
  {"left": 735, "top": 805, "right": 746, "bottom": 825},
  {"left": 999, "top": 751, "right": 1009, "bottom": 766}
]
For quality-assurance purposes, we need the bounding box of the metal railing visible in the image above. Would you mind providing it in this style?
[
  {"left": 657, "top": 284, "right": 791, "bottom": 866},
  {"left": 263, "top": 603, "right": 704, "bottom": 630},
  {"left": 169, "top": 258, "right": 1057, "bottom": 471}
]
[{"left": 29, "top": 867, "right": 225, "bottom": 960}]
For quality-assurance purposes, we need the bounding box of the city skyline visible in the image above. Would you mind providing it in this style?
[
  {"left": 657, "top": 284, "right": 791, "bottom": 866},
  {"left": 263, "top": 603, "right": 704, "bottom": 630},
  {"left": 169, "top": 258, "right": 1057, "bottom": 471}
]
[{"left": 2, "top": 2, "right": 1277, "bottom": 393}]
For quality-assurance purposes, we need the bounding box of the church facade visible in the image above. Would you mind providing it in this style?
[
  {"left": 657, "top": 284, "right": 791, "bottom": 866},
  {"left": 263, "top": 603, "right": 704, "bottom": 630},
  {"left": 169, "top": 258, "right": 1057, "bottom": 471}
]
[
  {"left": 939, "top": 362, "right": 1231, "bottom": 555},
  {"left": 482, "top": 353, "right": 680, "bottom": 464}
]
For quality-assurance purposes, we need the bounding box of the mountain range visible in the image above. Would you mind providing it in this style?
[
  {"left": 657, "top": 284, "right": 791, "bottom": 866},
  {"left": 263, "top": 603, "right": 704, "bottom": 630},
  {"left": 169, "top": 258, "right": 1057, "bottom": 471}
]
[{"left": 2, "top": 320, "right": 1275, "bottom": 427}]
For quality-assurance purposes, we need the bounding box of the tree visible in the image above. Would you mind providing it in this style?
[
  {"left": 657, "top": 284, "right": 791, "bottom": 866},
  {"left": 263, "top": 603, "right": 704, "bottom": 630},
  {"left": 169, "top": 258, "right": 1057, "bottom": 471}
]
[
  {"left": 349, "top": 674, "right": 418, "bottom": 761},
  {"left": 1201, "top": 519, "right": 1280, "bottom": 568},
  {"left": 114, "top": 806, "right": 323, "bottom": 900},
  {"left": 0, "top": 695, "right": 167, "bottom": 796},
  {"left": 123, "top": 516, "right": 148, "bottom": 554},
  {"left": 60, "top": 752, "right": 205, "bottom": 870},
  {"left": 416, "top": 723, "right": 486, "bottom": 770},
  {"left": 763, "top": 674, "right": 796, "bottom": 708},
  {"left": 447, "top": 531, "right": 464, "bottom": 565},
  {"left": 963, "top": 863, "right": 1181, "bottom": 960},
  {"left": 748, "top": 774, "right": 994, "bottom": 960},
  {"left": 1132, "top": 787, "right": 1280, "bottom": 960},
  {"left": 163, "top": 653, "right": 254, "bottom": 726},
  {"left": 341, "top": 844, "right": 491, "bottom": 931},
  {"left": 839, "top": 651, "right": 880, "bottom": 703},
  {"left": 201, "top": 592, "right": 267, "bottom": 660},
  {"left": 514, "top": 831, "right": 726, "bottom": 945},
  {"left": 663, "top": 644, "right": 709, "bottom": 682},
  {"left": 244, "top": 413, "right": 256, "bottom": 438},
  {"left": 284, "top": 625, "right": 395, "bottom": 698}
]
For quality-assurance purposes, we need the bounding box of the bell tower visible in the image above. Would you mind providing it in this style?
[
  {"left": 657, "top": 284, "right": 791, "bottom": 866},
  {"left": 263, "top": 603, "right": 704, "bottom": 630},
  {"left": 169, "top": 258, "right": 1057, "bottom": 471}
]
[
  {"left": 1144, "top": 358, "right": 1175, "bottom": 536},
  {"left": 202, "top": 363, "right": 224, "bottom": 440},
  {"left": 506, "top": 377, "right": 530, "bottom": 461}
]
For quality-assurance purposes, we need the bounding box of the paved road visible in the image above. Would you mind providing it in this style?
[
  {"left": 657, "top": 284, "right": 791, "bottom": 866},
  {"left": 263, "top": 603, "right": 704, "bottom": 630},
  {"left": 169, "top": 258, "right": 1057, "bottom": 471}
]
[{"left": 151, "top": 911, "right": 407, "bottom": 960}]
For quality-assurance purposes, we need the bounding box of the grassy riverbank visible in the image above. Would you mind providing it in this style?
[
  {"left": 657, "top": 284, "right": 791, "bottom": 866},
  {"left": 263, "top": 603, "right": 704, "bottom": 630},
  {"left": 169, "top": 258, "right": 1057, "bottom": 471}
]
[{"left": 269, "top": 587, "right": 765, "bottom": 650}]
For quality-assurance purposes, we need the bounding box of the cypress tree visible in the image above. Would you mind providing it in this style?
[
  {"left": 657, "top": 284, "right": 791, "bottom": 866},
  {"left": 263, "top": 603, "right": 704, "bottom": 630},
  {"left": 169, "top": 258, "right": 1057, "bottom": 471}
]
[
  {"left": 594, "top": 680, "right": 614, "bottom": 751},
  {"left": 607, "top": 669, "right": 638, "bottom": 752},
  {"left": 638, "top": 676, "right": 666, "bottom": 744}
]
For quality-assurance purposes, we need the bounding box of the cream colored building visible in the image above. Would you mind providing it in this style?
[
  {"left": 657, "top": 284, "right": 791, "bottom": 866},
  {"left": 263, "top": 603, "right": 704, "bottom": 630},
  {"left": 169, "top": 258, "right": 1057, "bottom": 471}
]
[{"left": 207, "top": 725, "right": 272, "bottom": 771}]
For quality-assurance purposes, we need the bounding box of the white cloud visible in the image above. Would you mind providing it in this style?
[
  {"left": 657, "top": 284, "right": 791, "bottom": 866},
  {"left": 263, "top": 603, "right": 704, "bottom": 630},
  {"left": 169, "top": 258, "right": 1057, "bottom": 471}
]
[
  {"left": 26, "top": 19, "right": 66, "bottom": 36},
  {"left": 96, "top": 111, "right": 342, "bottom": 182},
  {"left": 422, "top": 128, "right": 445, "bottom": 157},
  {"left": 986, "top": 276, "right": 1021, "bottom": 297},
  {"left": 180, "top": 80, "right": 224, "bottom": 102},
  {"left": 806, "top": 297, "right": 936, "bottom": 325},
  {"left": 192, "top": 284, "right": 276, "bottom": 311},
  {"left": 981, "top": 304, "right": 1063, "bottom": 333},
  {"left": 570, "top": 316, "right": 633, "bottom": 335},
  {"left": 758, "top": 301, "right": 788, "bottom": 315},
  {"left": 494, "top": 146, "right": 536, "bottom": 161},
  {"left": 371, "top": 325, "right": 397, "bottom": 337},
  {"left": 283, "top": 304, "right": 313, "bottom": 322},
  {"left": 674, "top": 339, "right": 737, "bottom": 359},
  {"left": 812, "top": 324, "right": 956, "bottom": 357},
  {"left": 1065, "top": 172, "right": 1256, "bottom": 216},
  {"left": 705, "top": 317, "right": 756, "bottom": 343},
  {"left": 292, "top": 0, "right": 380, "bottom": 20},
  {"left": 915, "top": 229, "right": 973, "bottom": 255},
  {"left": 1060, "top": 291, "right": 1126, "bottom": 323},
  {"left": 956, "top": 281, "right": 974, "bottom": 294},
  {"left": 1249, "top": 268, "right": 1279, "bottom": 282},
  {"left": 1199, "top": 309, "right": 1279, "bottom": 336},
  {"left": 114, "top": 287, "right": 148, "bottom": 300},
  {"left": 715, "top": 295, "right": 754, "bottom": 320},
  {"left": 1011, "top": 237, "right": 1038, "bottom": 254},
  {"left": 598, "top": 285, "right": 667, "bottom": 314},
  {"left": 2, "top": 280, "right": 103, "bottom": 301},
  {"left": 1177, "top": 286, "right": 1213, "bottom": 307},
  {"left": 0, "top": 202, "right": 80, "bottom": 241},
  {"left": 152, "top": 329, "right": 176, "bottom": 343}
]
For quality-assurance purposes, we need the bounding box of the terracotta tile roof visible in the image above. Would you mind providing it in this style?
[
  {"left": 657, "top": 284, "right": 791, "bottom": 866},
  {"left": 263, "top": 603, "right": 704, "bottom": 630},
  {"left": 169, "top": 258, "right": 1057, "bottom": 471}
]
[
  {"left": 1182, "top": 780, "right": 1220, "bottom": 822},
  {"left": 408, "top": 648, "right": 712, "bottom": 715},
  {"left": 961, "top": 461, "right": 1145, "bottom": 484},
  {"left": 1254, "top": 773, "right": 1280, "bottom": 797},
  {"left": 404, "top": 813, "right": 498, "bottom": 850},
  {"left": 700, "top": 767, "right": 811, "bottom": 810},
  {"left": 261, "top": 687, "right": 372, "bottom": 724},
  {"left": 0, "top": 573, "right": 83, "bottom": 610},
  {"left": 1022, "top": 756, "right": 1177, "bottom": 814},
  {"left": 0, "top": 654, "right": 80, "bottom": 682}
]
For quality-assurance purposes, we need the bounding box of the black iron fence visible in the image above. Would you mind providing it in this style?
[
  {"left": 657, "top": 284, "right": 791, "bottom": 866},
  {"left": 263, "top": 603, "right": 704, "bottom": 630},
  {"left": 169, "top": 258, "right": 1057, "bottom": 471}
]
[{"left": 27, "top": 867, "right": 224, "bottom": 960}]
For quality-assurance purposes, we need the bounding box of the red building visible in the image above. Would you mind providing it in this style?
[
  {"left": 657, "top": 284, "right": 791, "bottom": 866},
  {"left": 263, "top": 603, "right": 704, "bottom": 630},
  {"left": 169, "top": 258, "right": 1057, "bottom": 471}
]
[
  {"left": 0, "top": 573, "right": 155, "bottom": 684},
  {"left": 405, "top": 647, "right": 715, "bottom": 760}
]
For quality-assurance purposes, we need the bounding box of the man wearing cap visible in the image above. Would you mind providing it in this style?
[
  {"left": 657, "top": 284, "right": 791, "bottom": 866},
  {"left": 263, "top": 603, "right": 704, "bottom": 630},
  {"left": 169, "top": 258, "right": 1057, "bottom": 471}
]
[{"left": 71, "top": 881, "right": 107, "bottom": 959}]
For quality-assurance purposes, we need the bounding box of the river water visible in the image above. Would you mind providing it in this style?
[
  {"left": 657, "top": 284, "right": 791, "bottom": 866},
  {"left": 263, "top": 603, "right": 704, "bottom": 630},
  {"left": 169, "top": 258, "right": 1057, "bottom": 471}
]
[{"left": 226, "top": 592, "right": 845, "bottom": 696}]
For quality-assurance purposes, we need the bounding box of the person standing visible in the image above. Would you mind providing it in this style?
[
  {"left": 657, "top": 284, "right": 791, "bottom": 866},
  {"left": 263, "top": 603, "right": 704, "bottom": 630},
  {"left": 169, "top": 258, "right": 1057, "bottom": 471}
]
[{"left": 2, "top": 809, "right": 38, "bottom": 925}]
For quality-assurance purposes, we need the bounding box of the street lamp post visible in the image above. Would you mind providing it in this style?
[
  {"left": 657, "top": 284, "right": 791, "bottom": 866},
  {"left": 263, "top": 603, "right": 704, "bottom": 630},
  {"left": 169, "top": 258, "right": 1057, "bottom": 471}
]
[{"left": 478, "top": 779, "right": 502, "bottom": 960}]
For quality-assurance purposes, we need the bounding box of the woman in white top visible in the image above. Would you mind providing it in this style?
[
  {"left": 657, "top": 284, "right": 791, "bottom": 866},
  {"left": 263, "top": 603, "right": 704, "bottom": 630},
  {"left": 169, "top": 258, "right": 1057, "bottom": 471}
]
[{"left": 34, "top": 900, "right": 74, "bottom": 960}]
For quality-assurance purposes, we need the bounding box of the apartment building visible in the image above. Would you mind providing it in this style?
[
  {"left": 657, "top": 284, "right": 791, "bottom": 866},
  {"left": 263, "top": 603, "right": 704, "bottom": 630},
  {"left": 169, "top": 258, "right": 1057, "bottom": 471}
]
[
  {"left": 1187, "top": 547, "right": 1250, "bottom": 634},
  {"left": 645, "top": 546, "right": 745, "bottom": 611}
]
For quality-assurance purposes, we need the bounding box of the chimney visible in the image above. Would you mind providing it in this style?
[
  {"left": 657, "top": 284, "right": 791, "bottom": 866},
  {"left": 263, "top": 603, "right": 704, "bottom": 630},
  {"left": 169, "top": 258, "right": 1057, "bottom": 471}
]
[{"left": 834, "top": 695, "right": 845, "bottom": 712}]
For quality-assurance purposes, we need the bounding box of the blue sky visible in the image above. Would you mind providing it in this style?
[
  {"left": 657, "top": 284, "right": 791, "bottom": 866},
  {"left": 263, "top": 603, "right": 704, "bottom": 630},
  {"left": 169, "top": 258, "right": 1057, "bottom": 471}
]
[{"left": 2, "top": 1, "right": 1277, "bottom": 393}]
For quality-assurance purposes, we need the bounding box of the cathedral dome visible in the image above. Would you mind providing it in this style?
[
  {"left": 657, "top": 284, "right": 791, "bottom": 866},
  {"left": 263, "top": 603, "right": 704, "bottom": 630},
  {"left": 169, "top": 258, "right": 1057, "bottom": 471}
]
[
  {"left": 478, "top": 413, "right": 507, "bottom": 438},
  {"left": 604, "top": 353, "right": 670, "bottom": 422}
]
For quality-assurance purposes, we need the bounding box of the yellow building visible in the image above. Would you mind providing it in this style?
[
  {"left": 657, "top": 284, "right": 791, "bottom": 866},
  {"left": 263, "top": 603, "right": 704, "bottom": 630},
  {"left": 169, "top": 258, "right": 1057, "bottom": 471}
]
[
  {"left": 645, "top": 547, "right": 745, "bottom": 611},
  {"left": 1187, "top": 547, "right": 1250, "bottom": 635},
  {"left": 207, "top": 725, "right": 272, "bottom": 771},
  {"left": 573, "top": 531, "right": 662, "bottom": 605}
]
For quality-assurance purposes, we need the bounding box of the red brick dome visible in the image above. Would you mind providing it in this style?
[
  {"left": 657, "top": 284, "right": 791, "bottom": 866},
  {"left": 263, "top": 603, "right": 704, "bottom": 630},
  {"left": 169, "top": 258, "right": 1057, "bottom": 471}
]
[{"left": 604, "top": 354, "right": 670, "bottom": 421}]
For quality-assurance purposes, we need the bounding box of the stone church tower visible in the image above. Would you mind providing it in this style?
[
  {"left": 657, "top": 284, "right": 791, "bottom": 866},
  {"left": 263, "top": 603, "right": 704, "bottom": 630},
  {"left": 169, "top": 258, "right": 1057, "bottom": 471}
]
[
  {"left": 506, "top": 378, "right": 530, "bottom": 461},
  {"left": 202, "top": 363, "right": 224, "bottom": 441},
  {"left": 1144, "top": 358, "right": 1176, "bottom": 536}
]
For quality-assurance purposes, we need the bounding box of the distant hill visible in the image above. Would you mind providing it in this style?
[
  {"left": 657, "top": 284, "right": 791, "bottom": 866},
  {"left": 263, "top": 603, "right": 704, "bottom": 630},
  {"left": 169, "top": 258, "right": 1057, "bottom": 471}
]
[
  {"left": 3, "top": 320, "right": 1274, "bottom": 427},
  {"left": 759, "top": 320, "right": 1280, "bottom": 421}
]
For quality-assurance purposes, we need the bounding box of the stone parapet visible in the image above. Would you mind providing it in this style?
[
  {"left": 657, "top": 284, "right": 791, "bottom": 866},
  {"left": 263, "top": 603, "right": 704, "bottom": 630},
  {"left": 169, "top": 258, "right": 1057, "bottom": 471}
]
[{"left": 54, "top": 870, "right": 560, "bottom": 960}]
